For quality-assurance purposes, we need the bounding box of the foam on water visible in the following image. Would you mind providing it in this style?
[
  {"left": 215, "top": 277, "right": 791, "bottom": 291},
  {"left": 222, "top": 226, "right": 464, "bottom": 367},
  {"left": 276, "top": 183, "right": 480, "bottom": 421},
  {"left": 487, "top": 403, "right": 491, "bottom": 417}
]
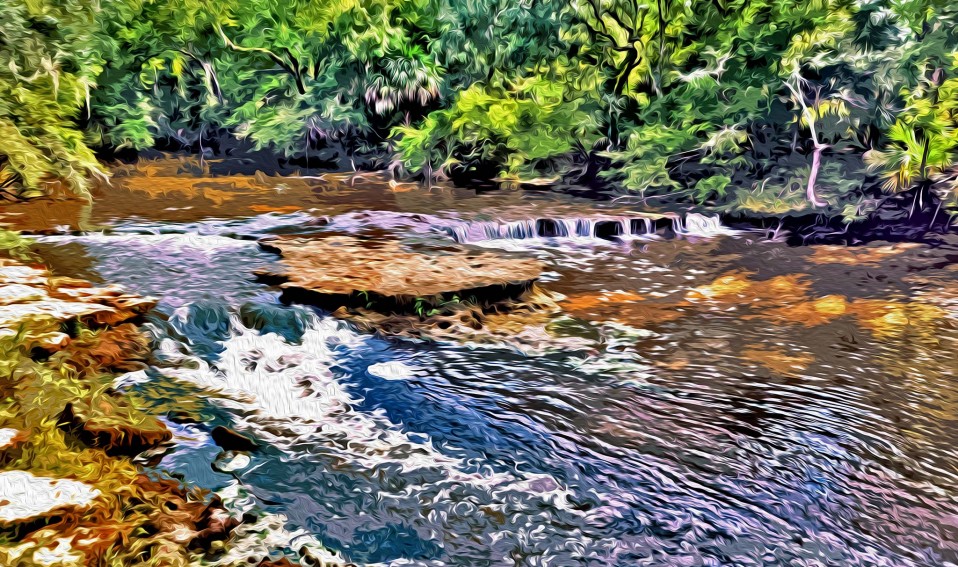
[
  {"left": 151, "top": 306, "right": 608, "bottom": 564},
  {"left": 106, "top": 211, "right": 324, "bottom": 238}
]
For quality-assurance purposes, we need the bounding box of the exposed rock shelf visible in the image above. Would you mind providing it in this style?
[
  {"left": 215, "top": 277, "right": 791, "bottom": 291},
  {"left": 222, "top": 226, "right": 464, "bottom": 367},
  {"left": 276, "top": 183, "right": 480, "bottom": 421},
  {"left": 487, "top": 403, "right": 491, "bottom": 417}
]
[
  {"left": 257, "top": 235, "right": 543, "bottom": 313},
  {"left": 0, "top": 258, "right": 156, "bottom": 353},
  {"left": 0, "top": 255, "right": 245, "bottom": 565}
]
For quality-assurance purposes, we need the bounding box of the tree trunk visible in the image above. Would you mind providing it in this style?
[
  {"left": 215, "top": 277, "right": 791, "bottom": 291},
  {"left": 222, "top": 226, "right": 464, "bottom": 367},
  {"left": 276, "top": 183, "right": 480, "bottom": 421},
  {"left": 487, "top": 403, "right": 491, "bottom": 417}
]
[
  {"left": 783, "top": 78, "right": 827, "bottom": 208},
  {"left": 919, "top": 134, "right": 931, "bottom": 180},
  {"left": 807, "top": 143, "right": 826, "bottom": 208},
  {"left": 655, "top": 0, "right": 666, "bottom": 97}
]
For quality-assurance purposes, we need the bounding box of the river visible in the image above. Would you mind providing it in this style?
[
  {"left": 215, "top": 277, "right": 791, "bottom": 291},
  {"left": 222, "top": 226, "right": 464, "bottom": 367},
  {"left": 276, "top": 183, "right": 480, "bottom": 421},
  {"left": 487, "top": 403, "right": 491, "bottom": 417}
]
[{"left": 4, "top": 164, "right": 958, "bottom": 566}]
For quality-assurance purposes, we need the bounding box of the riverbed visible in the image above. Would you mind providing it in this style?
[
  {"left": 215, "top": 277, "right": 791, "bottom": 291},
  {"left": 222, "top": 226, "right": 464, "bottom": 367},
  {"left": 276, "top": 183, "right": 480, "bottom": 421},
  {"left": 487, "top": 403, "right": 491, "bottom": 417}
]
[{"left": 3, "top": 164, "right": 957, "bottom": 566}]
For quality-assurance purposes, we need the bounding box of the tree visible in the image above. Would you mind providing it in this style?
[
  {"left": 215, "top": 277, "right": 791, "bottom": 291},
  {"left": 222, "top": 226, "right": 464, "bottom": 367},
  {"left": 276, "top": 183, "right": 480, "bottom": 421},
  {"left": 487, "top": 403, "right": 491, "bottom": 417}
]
[{"left": 0, "top": 0, "right": 129, "bottom": 197}]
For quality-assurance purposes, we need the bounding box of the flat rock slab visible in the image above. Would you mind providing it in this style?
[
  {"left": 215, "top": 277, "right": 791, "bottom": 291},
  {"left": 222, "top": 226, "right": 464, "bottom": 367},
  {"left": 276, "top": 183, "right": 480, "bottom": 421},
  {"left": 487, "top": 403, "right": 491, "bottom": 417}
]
[
  {"left": 0, "top": 471, "right": 99, "bottom": 524},
  {"left": 0, "top": 261, "right": 156, "bottom": 353},
  {"left": 257, "top": 235, "right": 542, "bottom": 310},
  {"left": 0, "top": 284, "right": 48, "bottom": 305},
  {"left": 0, "top": 301, "right": 114, "bottom": 329}
]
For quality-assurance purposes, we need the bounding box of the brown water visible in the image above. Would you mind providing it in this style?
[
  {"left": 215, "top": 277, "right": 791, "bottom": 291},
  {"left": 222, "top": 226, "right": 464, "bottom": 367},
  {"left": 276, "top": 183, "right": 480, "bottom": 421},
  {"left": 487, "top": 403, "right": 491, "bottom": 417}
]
[{"left": 6, "top": 164, "right": 958, "bottom": 566}]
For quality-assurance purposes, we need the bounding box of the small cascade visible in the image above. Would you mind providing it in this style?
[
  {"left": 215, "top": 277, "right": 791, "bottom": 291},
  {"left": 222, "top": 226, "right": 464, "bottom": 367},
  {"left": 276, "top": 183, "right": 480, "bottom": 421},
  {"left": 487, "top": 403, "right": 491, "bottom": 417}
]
[
  {"left": 678, "top": 213, "right": 732, "bottom": 237},
  {"left": 631, "top": 217, "right": 655, "bottom": 236},
  {"left": 502, "top": 219, "right": 539, "bottom": 239},
  {"left": 447, "top": 221, "right": 504, "bottom": 243},
  {"left": 446, "top": 215, "right": 672, "bottom": 243},
  {"left": 575, "top": 218, "right": 597, "bottom": 238},
  {"left": 672, "top": 216, "right": 685, "bottom": 235},
  {"left": 558, "top": 219, "right": 579, "bottom": 237},
  {"left": 443, "top": 212, "right": 731, "bottom": 244}
]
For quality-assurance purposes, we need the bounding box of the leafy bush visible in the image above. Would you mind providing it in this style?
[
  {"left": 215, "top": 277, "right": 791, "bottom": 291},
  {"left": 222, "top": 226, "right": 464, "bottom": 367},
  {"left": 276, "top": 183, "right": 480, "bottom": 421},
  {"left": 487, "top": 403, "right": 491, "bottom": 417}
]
[{"left": 394, "top": 76, "right": 598, "bottom": 179}]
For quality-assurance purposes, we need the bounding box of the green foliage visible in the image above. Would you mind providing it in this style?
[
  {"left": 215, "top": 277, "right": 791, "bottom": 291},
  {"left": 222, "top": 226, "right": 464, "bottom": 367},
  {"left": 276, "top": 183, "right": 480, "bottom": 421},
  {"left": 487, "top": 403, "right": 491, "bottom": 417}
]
[
  {"left": 694, "top": 175, "right": 732, "bottom": 204},
  {"left": 0, "top": 0, "right": 117, "bottom": 197},
  {"left": 394, "top": 76, "right": 598, "bottom": 179},
  {"left": 1, "top": 0, "right": 958, "bottom": 224},
  {"left": 867, "top": 65, "right": 958, "bottom": 198},
  {"left": 601, "top": 125, "right": 697, "bottom": 195},
  {"left": 0, "top": 229, "right": 34, "bottom": 261}
]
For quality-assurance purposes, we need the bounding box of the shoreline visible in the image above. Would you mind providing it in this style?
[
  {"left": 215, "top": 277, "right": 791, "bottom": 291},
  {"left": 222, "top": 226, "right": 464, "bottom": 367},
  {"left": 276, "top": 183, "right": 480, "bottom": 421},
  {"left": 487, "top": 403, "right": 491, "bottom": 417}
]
[
  {"left": 0, "top": 155, "right": 952, "bottom": 247},
  {"left": 0, "top": 242, "right": 334, "bottom": 566}
]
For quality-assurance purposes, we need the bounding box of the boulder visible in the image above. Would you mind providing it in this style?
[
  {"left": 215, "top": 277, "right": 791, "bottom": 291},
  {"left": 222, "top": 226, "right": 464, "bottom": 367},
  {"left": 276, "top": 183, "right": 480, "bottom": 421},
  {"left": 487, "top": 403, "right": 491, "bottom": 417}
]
[
  {"left": 211, "top": 426, "right": 259, "bottom": 452},
  {"left": 63, "top": 323, "right": 151, "bottom": 372},
  {"left": 130, "top": 476, "right": 239, "bottom": 550},
  {"left": 59, "top": 398, "right": 172, "bottom": 456}
]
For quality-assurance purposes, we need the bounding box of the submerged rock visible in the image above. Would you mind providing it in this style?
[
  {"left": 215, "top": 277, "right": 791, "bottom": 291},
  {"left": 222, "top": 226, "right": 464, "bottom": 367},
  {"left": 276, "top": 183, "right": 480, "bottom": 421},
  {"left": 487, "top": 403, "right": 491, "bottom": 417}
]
[
  {"left": 211, "top": 425, "right": 259, "bottom": 452},
  {"left": 0, "top": 471, "right": 99, "bottom": 525},
  {"left": 337, "top": 284, "right": 574, "bottom": 351},
  {"left": 256, "top": 235, "right": 542, "bottom": 315},
  {"left": 212, "top": 451, "right": 252, "bottom": 473}
]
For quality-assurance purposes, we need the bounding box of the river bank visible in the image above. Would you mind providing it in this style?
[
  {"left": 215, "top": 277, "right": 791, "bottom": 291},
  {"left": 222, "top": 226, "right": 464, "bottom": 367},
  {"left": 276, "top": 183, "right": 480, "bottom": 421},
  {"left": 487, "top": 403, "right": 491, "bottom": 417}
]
[
  {"left": 0, "top": 240, "right": 223, "bottom": 566},
  {"left": 2, "top": 156, "right": 953, "bottom": 247},
  {"left": 0, "top": 235, "right": 349, "bottom": 566}
]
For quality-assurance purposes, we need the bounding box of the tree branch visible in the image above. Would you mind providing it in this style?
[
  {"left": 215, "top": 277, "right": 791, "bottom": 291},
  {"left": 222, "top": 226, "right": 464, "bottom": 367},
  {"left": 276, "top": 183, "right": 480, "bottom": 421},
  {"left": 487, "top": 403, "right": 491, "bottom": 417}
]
[{"left": 215, "top": 25, "right": 306, "bottom": 95}]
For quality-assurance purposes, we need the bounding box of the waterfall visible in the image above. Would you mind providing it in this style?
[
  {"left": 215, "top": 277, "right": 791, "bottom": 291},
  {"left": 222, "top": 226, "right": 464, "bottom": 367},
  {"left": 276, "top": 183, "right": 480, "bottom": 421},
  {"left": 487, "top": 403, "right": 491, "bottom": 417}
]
[
  {"left": 444, "top": 213, "right": 728, "bottom": 244},
  {"left": 678, "top": 213, "right": 732, "bottom": 237},
  {"left": 558, "top": 219, "right": 579, "bottom": 237},
  {"left": 575, "top": 218, "right": 596, "bottom": 238},
  {"left": 631, "top": 217, "right": 654, "bottom": 236},
  {"left": 503, "top": 219, "right": 538, "bottom": 239}
]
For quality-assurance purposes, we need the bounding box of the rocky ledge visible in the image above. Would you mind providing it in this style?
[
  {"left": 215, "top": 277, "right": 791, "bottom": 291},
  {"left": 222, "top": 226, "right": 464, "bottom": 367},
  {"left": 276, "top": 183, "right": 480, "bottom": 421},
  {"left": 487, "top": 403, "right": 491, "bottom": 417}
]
[
  {"left": 0, "top": 259, "right": 155, "bottom": 353},
  {"left": 0, "top": 256, "right": 240, "bottom": 566},
  {"left": 256, "top": 235, "right": 546, "bottom": 337}
]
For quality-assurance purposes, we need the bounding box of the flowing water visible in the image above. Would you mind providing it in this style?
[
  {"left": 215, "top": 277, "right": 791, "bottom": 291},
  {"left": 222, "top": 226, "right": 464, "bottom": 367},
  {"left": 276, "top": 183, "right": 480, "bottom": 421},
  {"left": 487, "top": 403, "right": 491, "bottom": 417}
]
[{"left": 5, "top": 168, "right": 958, "bottom": 566}]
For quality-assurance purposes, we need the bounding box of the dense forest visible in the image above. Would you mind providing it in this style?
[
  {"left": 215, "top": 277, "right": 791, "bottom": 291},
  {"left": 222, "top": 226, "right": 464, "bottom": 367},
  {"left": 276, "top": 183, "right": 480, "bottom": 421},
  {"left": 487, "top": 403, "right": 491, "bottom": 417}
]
[{"left": 2, "top": 0, "right": 958, "bottom": 225}]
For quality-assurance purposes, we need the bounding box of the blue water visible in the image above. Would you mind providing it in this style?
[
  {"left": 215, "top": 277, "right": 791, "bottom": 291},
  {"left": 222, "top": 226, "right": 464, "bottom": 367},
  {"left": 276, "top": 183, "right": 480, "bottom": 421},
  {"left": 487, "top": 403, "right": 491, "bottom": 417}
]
[{"left": 33, "top": 211, "right": 958, "bottom": 566}]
